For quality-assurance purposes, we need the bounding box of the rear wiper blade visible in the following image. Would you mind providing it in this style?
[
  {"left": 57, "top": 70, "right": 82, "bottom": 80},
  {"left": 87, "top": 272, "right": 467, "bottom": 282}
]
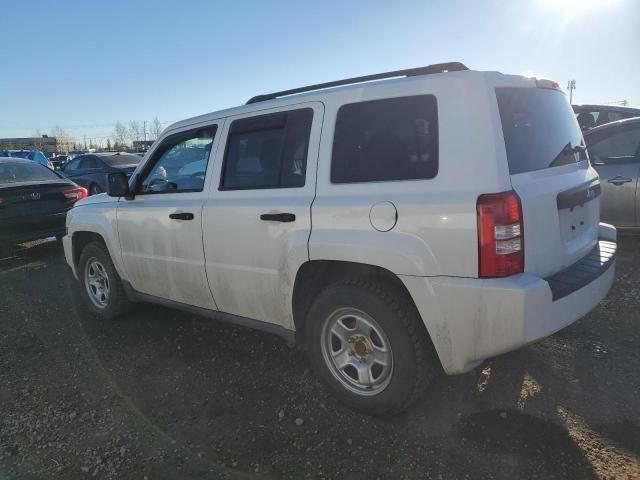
[
  {"left": 549, "top": 143, "right": 586, "bottom": 168},
  {"left": 570, "top": 144, "right": 587, "bottom": 153}
]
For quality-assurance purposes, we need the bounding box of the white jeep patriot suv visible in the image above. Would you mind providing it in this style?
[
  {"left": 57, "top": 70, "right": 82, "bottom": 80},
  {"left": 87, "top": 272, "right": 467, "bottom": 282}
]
[{"left": 63, "top": 63, "right": 616, "bottom": 414}]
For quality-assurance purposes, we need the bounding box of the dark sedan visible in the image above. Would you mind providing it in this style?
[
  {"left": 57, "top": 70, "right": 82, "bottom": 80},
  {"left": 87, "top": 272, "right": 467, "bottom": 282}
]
[
  {"left": 61, "top": 152, "right": 141, "bottom": 195},
  {"left": 0, "top": 158, "right": 87, "bottom": 248}
]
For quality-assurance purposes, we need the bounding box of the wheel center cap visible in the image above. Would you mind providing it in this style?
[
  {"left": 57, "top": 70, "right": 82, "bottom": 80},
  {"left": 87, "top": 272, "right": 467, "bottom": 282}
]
[{"left": 349, "top": 334, "right": 373, "bottom": 360}]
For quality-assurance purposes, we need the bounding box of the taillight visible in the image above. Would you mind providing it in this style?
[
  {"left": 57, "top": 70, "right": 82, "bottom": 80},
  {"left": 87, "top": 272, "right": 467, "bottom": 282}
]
[
  {"left": 63, "top": 187, "right": 88, "bottom": 204},
  {"left": 477, "top": 190, "right": 524, "bottom": 278}
]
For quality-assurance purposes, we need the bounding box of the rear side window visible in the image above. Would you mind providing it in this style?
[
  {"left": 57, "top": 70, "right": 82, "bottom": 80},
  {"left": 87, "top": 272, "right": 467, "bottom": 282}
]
[
  {"left": 496, "top": 87, "right": 585, "bottom": 174},
  {"left": 331, "top": 95, "right": 438, "bottom": 183},
  {"left": 220, "top": 108, "right": 313, "bottom": 190}
]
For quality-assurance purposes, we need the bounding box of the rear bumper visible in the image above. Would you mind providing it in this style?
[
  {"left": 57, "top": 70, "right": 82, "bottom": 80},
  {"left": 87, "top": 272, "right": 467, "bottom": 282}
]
[{"left": 401, "top": 223, "right": 616, "bottom": 375}]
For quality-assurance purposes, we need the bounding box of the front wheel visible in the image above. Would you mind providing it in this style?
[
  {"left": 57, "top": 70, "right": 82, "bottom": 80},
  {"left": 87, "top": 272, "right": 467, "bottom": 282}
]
[
  {"left": 78, "top": 241, "right": 130, "bottom": 319},
  {"left": 306, "top": 278, "right": 439, "bottom": 415}
]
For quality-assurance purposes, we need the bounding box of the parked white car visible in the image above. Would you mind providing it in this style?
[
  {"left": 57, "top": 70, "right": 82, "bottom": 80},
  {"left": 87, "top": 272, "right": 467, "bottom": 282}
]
[{"left": 63, "top": 63, "right": 616, "bottom": 414}]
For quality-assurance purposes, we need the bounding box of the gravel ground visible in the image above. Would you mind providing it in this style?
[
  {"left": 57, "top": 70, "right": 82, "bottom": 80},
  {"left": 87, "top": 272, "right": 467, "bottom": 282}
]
[{"left": 0, "top": 238, "right": 639, "bottom": 479}]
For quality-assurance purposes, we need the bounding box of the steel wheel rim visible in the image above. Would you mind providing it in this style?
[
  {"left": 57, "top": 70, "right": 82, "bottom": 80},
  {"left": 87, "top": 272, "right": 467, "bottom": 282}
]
[
  {"left": 84, "top": 257, "right": 110, "bottom": 309},
  {"left": 320, "top": 307, "right": 394, "bottom": 396}
]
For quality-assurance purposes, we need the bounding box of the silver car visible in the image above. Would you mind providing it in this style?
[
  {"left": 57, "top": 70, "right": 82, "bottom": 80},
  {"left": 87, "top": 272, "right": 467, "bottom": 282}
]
[{"left": 585, "top": 117, "right": 640, "bottom": 232}]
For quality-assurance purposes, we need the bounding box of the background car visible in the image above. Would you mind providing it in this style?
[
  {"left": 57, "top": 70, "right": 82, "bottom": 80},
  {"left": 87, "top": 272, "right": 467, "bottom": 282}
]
[
  {"left": 0, "top": 149, "right": 55, "bottom": 169},
  {"left": 574, "top": 104, "right": 640, "bottom": 131},
  {"left": 585, "top": 116, "right": 640, "bottom": 232},
  {"left": 0, "top": 157, "right": 87, "bottom": 248},
  {"left": 50, "top": 154, "right": 70, "bottom": 170},
  {"left": 60, "top": 152, "right": 141, "bottom": 195}
]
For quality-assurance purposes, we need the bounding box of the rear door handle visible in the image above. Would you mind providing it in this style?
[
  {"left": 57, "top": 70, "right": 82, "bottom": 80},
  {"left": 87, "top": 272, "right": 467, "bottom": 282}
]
[
  {"left": 608, "top": 176, "right": 633, "bottom": 186},
  {"left": 260, "top": 212, "right": 296, "bottom": 222},
  {"left": 169, "top": 212, "right": 194, "bottom": 220}
]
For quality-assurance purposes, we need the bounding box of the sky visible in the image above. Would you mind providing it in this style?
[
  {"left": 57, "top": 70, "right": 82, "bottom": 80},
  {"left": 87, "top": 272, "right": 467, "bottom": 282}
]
[{"left": 1, "top": 0, "right": 638, "bottom": 144}]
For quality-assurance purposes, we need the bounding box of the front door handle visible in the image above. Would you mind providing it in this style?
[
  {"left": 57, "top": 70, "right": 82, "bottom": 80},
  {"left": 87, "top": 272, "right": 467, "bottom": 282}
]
[
  {"left": 260, "top": 212, "right": 296, "bottom": 222},
  {"left": 608, "top": 176, "right": 633, "bottom": 186},
  {"left": 169, "top": 212, "right": 194, "bottom": 220}
]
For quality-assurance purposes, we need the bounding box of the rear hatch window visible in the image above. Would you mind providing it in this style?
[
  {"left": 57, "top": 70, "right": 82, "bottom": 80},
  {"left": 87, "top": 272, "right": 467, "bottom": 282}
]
[{"left": 496, "top": 87, "right": 586, "bottom": 174}]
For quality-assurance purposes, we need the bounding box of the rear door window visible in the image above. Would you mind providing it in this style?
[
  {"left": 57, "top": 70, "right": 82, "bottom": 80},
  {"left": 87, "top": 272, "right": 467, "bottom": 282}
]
[
  {"left": 496, "top": 87, "right": 585, "bottom": 174},
  {"left": 220, "top": 108, "right": 313, "bottom": 190},
  {"left": 587, "top": 125, "right": 640, "bottom": 165},
  {"left": 79, "top": 156, "right": 101, "bottom": 169},
  {"left": 331, "top": 95, "right": 438, "bottom": 183}
]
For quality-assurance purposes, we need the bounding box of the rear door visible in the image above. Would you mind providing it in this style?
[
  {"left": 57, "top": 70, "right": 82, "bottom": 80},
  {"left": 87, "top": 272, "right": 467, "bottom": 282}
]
[
  {"left": 495, "top": 83, "right": 600, "bottom": 277},
  {"left": 587, "top": 123, "right": 640, "bottom": 227},
  {"left": 202, "top": 103, "right": 322, "bottom": 327},
  {"left": 63, "top": 156, "right": 92, "bottom": 188}
]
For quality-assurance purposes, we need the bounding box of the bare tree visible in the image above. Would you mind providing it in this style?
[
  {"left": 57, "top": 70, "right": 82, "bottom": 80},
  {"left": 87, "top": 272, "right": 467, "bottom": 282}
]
[
  {"left": 51, "top": 125, "right": 74, "bottom": 154},
  {"left": 128, "top": 120, "right": 142, "bottom": 145},
  {"left": 113, "top": 121, "right": 128, "bottom": 147},
  {"left": 31, "top": 129, "right": 46, "bottom": 151},
  {"left": 150, "top": 116, "right": 163, "bottom": 140}
]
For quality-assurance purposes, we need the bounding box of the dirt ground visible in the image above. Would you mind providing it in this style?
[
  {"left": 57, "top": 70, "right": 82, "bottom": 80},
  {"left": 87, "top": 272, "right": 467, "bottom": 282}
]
[{"left": 0, "top": 238, "right": 639, "bottom": 479}]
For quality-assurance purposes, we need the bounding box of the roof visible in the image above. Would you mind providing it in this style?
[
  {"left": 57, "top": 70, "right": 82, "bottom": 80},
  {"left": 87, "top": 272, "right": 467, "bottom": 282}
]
[{"left": 584, "top": 116, "right": 640, "bottom": 136}]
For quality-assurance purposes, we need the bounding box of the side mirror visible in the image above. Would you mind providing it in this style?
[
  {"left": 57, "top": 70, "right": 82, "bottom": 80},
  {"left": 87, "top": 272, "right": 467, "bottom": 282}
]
[{"left": 107, "top": 172, "right": 133, "bottom": 199}]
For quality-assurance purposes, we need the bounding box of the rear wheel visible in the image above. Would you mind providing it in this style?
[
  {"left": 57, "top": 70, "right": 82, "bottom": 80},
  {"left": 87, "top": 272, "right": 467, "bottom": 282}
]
[
  {"left": 306, "top": 278, "right": 439, "bottom": 415},
  {"left": 78, "top": 241, "right": 130, "bottom": 319}
]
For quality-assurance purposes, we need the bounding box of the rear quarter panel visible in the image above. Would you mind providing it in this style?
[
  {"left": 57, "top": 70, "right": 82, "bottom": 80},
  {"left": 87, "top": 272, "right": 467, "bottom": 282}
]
[{"left": 310, "top": 72, "right": 511, "bottom": 277}]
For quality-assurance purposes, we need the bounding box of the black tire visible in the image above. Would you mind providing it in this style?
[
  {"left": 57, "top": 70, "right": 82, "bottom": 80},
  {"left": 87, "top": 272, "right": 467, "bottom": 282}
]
[
  {"left": 78, "top": 241, "right": 130, "bottom": 320},
  {"left": 89, "top": 183, "right": 102, "bottom": 195},
  {"left": 305, "top": 277, "right": 440, "bottom": 415}
]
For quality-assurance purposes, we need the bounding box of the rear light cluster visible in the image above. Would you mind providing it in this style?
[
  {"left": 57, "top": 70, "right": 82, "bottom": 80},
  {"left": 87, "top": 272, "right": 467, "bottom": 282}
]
[
  {"left": 477, "top": 190, "right": 524, "bottom": 278},
  {"left": 63, "top": 187, "right": 88, "bottom": 204}
]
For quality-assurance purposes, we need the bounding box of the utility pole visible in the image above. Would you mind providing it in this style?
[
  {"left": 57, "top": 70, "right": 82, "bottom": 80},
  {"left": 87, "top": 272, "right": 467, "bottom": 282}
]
[
  {"left": 143, "top": 121, "right": 147, "bottom": 142},
  {"left": 567, "top": 80, "right": 576, "bottom": 105}
]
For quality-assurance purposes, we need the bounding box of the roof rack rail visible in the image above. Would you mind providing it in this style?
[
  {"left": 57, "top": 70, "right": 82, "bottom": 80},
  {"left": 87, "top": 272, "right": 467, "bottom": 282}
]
[{"left": 246, "top": 62, "right": 469, "bottom": 104}]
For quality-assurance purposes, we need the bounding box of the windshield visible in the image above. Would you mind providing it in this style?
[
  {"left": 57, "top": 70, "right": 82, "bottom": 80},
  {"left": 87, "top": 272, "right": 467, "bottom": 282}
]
[
  {"left": 496, "top": 87, "right": 585, "bottom": 174},
  {"left": 0, "top": 161, "right": 60, "bottom": 183},
  {"left": 8, "top": 151, "right": 29, "bottom": 159},
  {"left": 102, "top": 154, "right": 141, "bottom": 167}
]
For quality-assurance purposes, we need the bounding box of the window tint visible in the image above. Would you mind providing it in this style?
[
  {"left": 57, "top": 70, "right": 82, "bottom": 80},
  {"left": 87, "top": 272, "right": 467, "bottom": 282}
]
[
  {"left": 79, "top": 156, "right": 101, "bottom": 169},
  {"left": 331, "top": 95, "right": 438, "bottom": 183},
  {"left": 140, "top": 126, "right": 216, "bottom": 194},
  {"left": 496, "top": 87, "right": 584, "bottom": 174},
  {"left": 587, "top": 126, "right": 640, "bottom": 165},
  {"left": 221, "top": 109, "right": 313, "bottom": 190}
]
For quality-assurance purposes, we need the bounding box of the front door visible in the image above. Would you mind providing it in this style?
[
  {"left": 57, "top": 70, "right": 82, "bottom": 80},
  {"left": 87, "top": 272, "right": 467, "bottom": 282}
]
[
  {"left": 588, "top": 123, "right": 640, "bottom": 227},
  {"left": 202, "top": 103, "right": 323, "bottom": 327},
  {"left": 116, "top": 124, "right": 220, "bottom": 309}
]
